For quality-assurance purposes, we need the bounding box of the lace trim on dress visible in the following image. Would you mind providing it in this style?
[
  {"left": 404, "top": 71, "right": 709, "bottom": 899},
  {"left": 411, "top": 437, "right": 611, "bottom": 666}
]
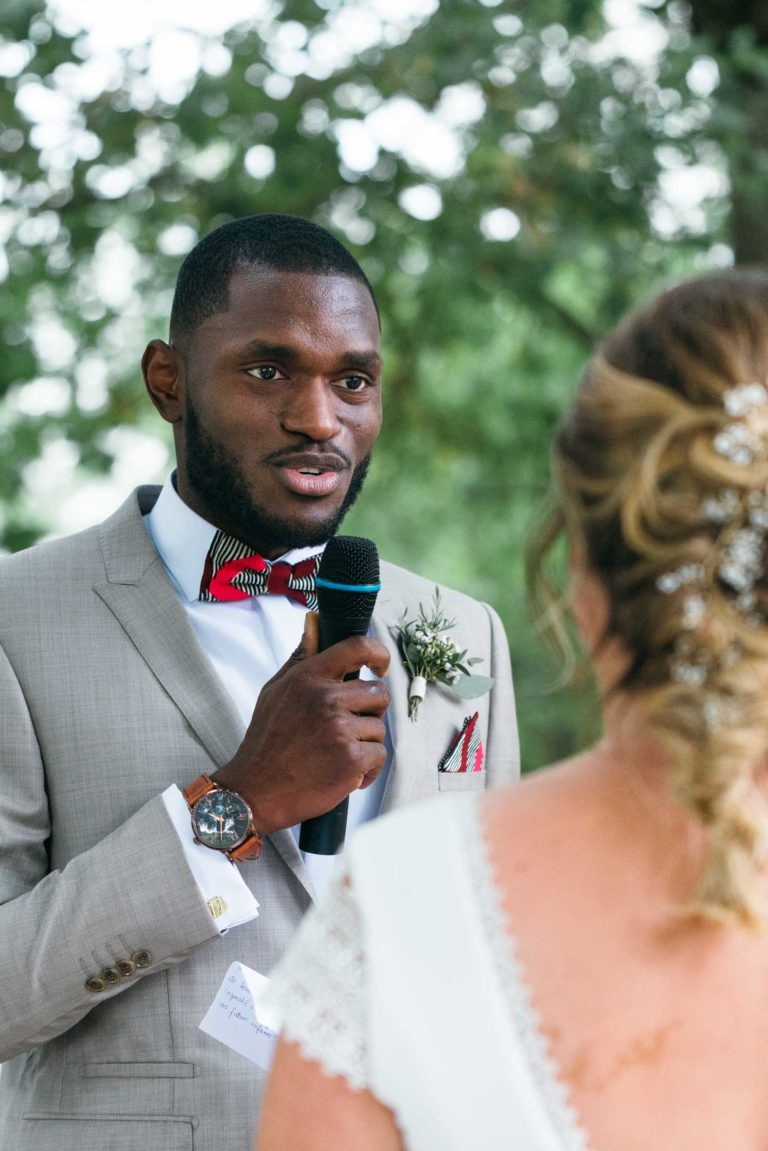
[
  {"left": 264, "top": 864, "right": 370, "bottom": 1091},
  {"left": 459, "top": 793, "right": 597, "bottom": 1151}
]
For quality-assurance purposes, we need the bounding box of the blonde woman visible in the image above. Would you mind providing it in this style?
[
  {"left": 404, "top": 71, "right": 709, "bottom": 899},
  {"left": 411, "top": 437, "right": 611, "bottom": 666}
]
[{"left": 256, "top": 269, "right": 768, "bottom": 1151}]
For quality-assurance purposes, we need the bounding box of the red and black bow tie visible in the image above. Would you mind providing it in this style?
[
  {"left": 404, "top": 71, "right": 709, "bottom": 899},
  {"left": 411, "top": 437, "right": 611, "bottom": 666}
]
[{"left": 199, "top": 530, "right": 320, "bottom": 609}]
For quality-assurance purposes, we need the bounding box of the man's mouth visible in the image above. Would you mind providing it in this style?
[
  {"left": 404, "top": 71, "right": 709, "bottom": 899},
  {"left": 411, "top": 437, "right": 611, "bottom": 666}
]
[{"left": 273, "top": 454, "right": 347, "bottom": 497}]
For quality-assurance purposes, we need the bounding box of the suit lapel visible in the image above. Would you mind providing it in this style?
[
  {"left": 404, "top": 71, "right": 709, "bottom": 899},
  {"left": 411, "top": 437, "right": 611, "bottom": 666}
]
[
  {"left": 93, "top": 489, "right": 311, "bottom": 894},
  {"left": 95, "top": 571, "right": 243, "bottom": 766},
  {"left": 373, "top": 573, "right": 442, "bottom": 814}
]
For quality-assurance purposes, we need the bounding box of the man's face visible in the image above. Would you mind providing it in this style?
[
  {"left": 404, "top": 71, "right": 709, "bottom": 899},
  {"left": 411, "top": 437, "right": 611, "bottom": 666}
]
[{"left": 172, "top": 267, "right": 382, "bottom": 557}]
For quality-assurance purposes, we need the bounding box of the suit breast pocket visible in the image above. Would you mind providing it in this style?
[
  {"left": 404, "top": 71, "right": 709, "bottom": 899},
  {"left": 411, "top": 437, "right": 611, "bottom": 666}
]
[{"left": 437, "top": 769, "right": 487, "bottom": 792}]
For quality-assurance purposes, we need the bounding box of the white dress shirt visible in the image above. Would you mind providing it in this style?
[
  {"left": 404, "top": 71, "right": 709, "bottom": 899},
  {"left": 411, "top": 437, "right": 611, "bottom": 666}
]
[{"left": 145, "top": 475, "right": 391, "bottom": 929}]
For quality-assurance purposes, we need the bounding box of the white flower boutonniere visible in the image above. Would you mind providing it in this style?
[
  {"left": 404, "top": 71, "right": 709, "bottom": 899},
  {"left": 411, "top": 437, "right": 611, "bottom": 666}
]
[{"left": 395, "top": 589, "right": 495, "bottom": 720}]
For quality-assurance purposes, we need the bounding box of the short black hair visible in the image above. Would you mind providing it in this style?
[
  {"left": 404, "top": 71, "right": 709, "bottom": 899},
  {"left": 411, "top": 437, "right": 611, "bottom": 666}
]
[{"left": 169, "top": 213, "right": 378, "bottom": 344}]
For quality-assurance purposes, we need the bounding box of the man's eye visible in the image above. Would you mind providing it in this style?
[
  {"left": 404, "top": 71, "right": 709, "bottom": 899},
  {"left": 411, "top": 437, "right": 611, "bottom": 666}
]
[
  {"left": 339, "top": 375, "right": 369, "bottom": 392},
  {"left": 247, "top": 366, "right": 284, "bottom": 381}
]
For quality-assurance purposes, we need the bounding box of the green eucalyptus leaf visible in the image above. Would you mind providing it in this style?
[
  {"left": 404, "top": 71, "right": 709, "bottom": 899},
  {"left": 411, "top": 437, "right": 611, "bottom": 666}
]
[{"left": 448, "top": 674, "right": 496, "bottom": 700}]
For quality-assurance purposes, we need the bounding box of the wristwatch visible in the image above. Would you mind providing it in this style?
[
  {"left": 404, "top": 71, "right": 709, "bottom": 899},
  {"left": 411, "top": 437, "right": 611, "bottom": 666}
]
[{"left": 182, "top": 774, "right": 263, "bottom": 862}]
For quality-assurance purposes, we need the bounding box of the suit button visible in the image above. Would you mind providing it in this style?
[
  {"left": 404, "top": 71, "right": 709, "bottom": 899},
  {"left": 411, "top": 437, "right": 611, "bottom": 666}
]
[
  {"left": 116, "top": 959, "right": 136, "bottom": 978},
  {"left": 101, "top": 967, "right": 120, "bottom": 985},
  {"left": 85, "top": 976, "right": 106, "bottom": 993},
  {"left": 132, "top": 950, "right": 152, "bottom": 969}
]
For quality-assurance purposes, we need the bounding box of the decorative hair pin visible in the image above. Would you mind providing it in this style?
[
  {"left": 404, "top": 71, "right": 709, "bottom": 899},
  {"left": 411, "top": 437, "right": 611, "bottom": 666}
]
[
  {"left": 657, "top": 383, "right": 768, "bottom": 717},
  {"left": 713, "top": 382, "right": 768, "bottom": 467}
]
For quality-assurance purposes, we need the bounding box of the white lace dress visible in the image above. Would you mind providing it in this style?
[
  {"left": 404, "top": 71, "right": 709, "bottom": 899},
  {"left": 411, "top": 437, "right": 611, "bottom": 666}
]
[{"left": 265, "top": 793, "right": 595, "bottom": 1151}]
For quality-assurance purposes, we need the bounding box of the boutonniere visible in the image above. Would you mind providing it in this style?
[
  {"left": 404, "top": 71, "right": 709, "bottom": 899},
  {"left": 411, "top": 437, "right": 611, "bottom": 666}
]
[{"left": 394, "top": 589, "right": 495, "bottom": 721}]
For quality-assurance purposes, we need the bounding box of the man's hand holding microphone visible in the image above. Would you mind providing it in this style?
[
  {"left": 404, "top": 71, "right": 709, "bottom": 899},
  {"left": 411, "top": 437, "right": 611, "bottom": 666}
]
[{"left": 189, "top": 537, "right": 390, "bottom": 859}]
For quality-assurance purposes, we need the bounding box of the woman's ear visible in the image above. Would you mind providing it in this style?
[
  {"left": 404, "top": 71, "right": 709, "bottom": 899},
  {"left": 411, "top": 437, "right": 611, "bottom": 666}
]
[
  {"left": 567, "top": 531, "right": 587, "bottom": 577},
  {"left": 567, "top": 548, "right": 610, "bottom": 659},
  {"left": 569, "top": 552, "right": 632, "bottom": 695}
]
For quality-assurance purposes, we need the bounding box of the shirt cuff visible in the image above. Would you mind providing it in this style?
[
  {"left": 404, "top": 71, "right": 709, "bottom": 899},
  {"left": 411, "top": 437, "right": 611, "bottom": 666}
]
[{"left": 162, "top": 784, "right": 260, "bottom": 932}]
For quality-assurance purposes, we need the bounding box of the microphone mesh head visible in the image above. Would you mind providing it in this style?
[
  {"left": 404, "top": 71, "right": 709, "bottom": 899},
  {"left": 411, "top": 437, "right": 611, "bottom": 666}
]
[{"left": 317, "top": 536, "right": 380, "bottom": 620}]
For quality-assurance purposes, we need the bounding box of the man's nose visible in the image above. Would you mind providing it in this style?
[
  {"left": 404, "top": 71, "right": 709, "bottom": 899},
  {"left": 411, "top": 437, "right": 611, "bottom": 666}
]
[{"left": 281, "top": 379, "right": 343, "bottom": 442}]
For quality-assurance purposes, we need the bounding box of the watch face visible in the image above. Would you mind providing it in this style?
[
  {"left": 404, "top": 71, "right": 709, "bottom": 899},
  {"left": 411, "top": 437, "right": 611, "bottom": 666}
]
[{"left": 192, "top": 789, "right": 252, "bottom": 851}]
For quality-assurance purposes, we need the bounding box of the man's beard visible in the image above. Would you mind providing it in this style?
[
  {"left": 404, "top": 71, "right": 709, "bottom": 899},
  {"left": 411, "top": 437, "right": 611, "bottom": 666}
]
[{"left": 183, "top": 397, "right": 371, "bottom": 553}]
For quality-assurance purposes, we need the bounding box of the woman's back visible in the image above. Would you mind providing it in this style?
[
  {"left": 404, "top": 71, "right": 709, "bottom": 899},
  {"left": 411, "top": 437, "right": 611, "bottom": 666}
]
[
  {"left": 485, "top": 746, "right": 768, "bottom": 1150},
  {"left": 262, "top": 747, "right": 768, "bottom": 1150}
]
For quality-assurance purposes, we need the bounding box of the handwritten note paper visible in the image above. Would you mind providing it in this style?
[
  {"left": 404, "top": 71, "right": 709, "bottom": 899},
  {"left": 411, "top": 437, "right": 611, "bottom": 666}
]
[{"left": 199, "top": 962, "right": 281, "bottom": 1070}]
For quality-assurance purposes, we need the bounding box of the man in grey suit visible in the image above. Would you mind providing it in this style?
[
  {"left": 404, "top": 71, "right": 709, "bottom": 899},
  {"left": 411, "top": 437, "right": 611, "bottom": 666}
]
[{"left": 0, "top": 214, "right": 519, "bottom": 1150}]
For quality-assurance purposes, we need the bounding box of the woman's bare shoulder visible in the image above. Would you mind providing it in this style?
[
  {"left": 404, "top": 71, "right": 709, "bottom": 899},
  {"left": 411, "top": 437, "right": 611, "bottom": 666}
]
[
  {"left": 483, "top": 753, "right": 599, "bottom": 832},
  {"left": 479, "top": 751, "right": 627, "bottom": 898}
]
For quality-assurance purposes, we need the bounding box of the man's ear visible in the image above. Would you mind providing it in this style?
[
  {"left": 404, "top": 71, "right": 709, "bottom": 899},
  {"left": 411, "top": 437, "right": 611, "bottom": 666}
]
[{"left": 142, "top": 339, "right": 184, "bottom": 424}]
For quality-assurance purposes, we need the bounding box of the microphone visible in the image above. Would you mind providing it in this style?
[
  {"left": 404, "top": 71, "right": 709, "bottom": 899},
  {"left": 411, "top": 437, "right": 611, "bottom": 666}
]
[{"left": 298, "top": 536, "right": 381, "bottom": 856}]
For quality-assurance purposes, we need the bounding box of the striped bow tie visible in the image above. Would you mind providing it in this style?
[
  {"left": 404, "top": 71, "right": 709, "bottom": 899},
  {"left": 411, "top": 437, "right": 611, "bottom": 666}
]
[{"left": 199, "top": 530, "right": 320, "bottom": 609}]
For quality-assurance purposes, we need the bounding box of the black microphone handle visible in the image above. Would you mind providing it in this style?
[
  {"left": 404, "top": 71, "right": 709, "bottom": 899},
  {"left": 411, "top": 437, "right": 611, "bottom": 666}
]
[
  {"left": 297, "top": 795, "right": 350, "bottom": 856},
  {"left": 298, "top": 614, "right": 372, "bottom": 855},
  {"left": 317, "top": 614, "right": 375, "bottom": 651}
]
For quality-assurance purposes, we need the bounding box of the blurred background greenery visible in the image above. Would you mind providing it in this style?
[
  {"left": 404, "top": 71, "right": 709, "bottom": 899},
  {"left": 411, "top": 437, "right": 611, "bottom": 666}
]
[{"left": 0, "top": 0, "right": 765, "bottom": 768}]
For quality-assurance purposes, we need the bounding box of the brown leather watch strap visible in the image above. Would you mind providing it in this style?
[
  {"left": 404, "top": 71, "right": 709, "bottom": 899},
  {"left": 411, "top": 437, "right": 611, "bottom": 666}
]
[
  {"left": 182, "top": 773, "right": 216, "bottom": 807},
  {"left": 228, "top": 835, "right": 263, "bottom": 862}
]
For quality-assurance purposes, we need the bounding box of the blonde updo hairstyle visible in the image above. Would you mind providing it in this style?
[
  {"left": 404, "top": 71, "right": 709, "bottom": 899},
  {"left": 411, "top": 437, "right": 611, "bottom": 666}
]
[{"left": 534, "top": 269, "right": 768, "bottom": 928}]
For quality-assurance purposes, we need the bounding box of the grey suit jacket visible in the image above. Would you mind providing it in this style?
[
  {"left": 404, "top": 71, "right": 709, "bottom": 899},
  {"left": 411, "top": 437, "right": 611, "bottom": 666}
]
[{"left": 0, "top": 486, "right": 519, "bottom": 1151}]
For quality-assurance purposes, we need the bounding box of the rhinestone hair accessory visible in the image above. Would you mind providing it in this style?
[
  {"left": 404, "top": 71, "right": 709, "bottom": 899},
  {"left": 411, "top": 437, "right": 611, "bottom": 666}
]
[
  {"left": 656, "top": 383, "right": 768, "bottom": 723},
  {"left": 713, "top": 383, "right": 768, "bottom": 467}
]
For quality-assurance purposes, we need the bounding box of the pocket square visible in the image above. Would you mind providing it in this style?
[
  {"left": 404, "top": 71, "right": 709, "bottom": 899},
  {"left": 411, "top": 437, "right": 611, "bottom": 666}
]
[{"left": 438, "top": 712, "right": 484, "bottom": 774}]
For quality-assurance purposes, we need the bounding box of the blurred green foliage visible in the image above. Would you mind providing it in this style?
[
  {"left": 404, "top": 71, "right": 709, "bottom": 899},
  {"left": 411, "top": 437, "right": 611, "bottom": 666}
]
[{"left": 0, "top": 0, "right": 765, "bottom": 768}]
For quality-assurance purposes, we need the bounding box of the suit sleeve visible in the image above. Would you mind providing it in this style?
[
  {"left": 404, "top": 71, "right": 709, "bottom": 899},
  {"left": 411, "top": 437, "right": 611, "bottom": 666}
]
[
  {"left": 0, "top": 642, "right": 223, "bottom": 1062},
  {"left": 481, "top": 602, "right": 521, "bottom": 785}
]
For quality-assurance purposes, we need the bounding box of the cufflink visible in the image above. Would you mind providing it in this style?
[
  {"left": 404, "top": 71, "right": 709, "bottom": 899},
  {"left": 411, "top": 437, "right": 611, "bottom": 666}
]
[{"left": 207, "top": 896, "right": 228, "bottom": 919}]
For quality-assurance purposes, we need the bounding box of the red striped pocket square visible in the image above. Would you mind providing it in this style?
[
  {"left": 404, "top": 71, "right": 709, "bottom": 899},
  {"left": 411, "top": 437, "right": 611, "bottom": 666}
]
[{"left": 438, "top": 712, "right": 484, "bottom": 773}]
